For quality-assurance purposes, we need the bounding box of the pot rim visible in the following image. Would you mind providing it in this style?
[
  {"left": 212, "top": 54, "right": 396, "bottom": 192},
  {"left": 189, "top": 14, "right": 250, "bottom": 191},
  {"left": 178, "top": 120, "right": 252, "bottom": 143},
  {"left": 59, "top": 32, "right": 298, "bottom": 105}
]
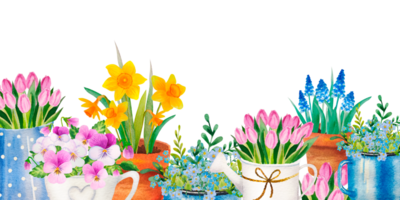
[
  {"left": 180, "top": 189, "right": 229, "bottom": 196},
  {"left": 0, "top": 123, "right": 52, "bottom": 132},
  {"left": 360, "top": 152, "right": 397, "bottom": 157},
  {"left": 240, "top": 158, "right": 300, "bottom": 167}
]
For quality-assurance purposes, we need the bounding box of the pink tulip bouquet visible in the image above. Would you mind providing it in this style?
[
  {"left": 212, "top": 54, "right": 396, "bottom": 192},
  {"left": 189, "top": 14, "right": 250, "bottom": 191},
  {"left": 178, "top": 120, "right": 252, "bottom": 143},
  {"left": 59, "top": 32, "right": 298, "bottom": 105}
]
[
  {"left": 24, "top": 118, "right": 139, "bottom": 190},
  {"left": 300, "top": 162, "right": 348, "bottom": 200},
  {"left": 0, "top": 72, "right": 63, "bottom": 129},
  {"left": 234, "top": 109, "right": 319, "bottom": 164}
]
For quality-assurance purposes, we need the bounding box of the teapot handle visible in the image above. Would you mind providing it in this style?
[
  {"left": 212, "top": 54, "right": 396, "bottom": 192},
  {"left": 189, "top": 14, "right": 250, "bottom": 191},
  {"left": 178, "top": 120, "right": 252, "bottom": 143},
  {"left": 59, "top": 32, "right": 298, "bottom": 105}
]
[
  {"left": 298, "top": 164, "right": 317, "bottom": 200},
  {"left": 338, "top": 160, "right": 356, "bottom": 197},
  {"left": 117, "top": 171, "right": 140, "bottom": 200}
]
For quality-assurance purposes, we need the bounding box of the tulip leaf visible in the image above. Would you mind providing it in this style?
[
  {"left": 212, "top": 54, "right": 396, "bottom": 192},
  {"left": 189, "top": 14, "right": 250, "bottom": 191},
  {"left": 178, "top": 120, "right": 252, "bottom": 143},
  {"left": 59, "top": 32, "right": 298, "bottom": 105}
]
[
  {"left": 29, "top": 163, "right": 49, "bottom": 178},
  {"left": 120, "top": 161, "right": 139, "bottom": 172},
  {"left": 28, "top": 94, "right": 37, "bottom": 128},
  {"left": 134, "top": 91, "right": 147, "bottom": 152},
  {"left": 44, "top": 108, "right": 63, "bottom": 125},
  {"left": 148, "top": 115, "right": 175, "bottom": 153},
  {"left": 44, "top": 97, "right": 65, "bottom": 122},
  {"left": 292, "top": 136, "right": 319, "bottom": 163},
  {"left": 0, "top": 113, "right": 12, "bottom": 129},
  {"left": 235, "top": 148, "right": 253, "bottom": 162},
  {"left": 84, "top": 87, "right": 109, "bottom": 108},
  {"left": 327, "top": 169, "right": 336, "bottom": 197},
  {"left": 289, "top": 99, "right": 307, "bottom": 124},
  {"left": 143, "top": 63, "right": 154, "bottom": 154},
  {"left": 92, "top": 120, "right": 106, "bottom": 134}
]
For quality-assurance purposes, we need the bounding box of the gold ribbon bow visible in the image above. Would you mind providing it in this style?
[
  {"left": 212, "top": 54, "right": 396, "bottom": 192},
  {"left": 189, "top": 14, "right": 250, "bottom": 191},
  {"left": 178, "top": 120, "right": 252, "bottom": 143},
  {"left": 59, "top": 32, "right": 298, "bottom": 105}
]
[{"left": 242, "top": 168, "right": 299, "bottom": 200}]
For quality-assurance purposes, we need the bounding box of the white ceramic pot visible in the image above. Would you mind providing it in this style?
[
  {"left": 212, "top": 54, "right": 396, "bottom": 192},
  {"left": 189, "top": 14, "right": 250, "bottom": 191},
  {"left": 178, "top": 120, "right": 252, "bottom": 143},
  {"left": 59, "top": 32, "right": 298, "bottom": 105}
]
[
  {"left": 44, "top": 171, "right": 139, "bottom": 200},
  {"left": 210, "top": 153, "right": 317, "bottom": 200}
]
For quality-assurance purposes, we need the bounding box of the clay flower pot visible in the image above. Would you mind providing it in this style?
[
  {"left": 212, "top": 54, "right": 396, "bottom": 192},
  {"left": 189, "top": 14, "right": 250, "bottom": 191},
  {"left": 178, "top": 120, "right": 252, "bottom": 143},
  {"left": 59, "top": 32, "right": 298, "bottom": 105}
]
[
  {"left": 304, "top": 132, "right": 351, "bottom": 176},
  {"left": 113, "top": 139, "right": 170, "bottom": 200}
]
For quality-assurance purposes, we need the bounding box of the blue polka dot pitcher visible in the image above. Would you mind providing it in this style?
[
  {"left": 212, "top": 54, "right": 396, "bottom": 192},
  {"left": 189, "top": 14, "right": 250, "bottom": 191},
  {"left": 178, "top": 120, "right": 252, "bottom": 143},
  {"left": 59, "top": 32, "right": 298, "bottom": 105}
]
[{"left": 0, "top": 126, "right": 50, "bottom": 199}]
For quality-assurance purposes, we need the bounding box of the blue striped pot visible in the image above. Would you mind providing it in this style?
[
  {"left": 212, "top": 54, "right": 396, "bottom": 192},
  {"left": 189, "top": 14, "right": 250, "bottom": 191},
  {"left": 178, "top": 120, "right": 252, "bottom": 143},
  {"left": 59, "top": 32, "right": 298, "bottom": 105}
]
[
  {"left": 0, "top": 126, "right": 50, "bottom": 200},
  {"left": 338, "top": 153, "right": 400, "bottom": 200}
]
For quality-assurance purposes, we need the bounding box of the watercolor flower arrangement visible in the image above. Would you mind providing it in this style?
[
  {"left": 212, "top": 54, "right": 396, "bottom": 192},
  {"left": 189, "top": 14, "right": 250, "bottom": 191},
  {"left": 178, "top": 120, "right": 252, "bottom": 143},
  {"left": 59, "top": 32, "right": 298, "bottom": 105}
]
[{"left": 24, "top": 117, "right": 139, "bottom": 190}]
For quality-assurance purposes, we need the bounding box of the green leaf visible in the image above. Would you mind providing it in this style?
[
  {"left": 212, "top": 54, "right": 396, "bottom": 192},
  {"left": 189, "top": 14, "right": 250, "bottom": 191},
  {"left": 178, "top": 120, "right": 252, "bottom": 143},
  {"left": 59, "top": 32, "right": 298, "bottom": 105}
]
[
  {"left": 84, "top": 87, "right": 109, "bottom": 108},
  {"left": 314, "top": 100, "right": 327, "bottom": 133},
  {"left": 204, "top": 114, "right": 210, "bottom": 123},
  {"left": 201, "top": 133, "right": 210, "bottom": 144},
  {"left": 148, "top": 115, "right": 175, "bottom": 153},
  {"left": 376, "top": 109, "right": 382, "bottom": 118},
  {"left": 383, "top": 112, "right": 392, "bottom": 120},
  {"left": 134, "top": 91, "right": 147, "bottom": 152},
  {"left": 140, "top": 168, "right": 159, "bottom": 174},
  {"left": 153, "top": 162, "right": 164, "bottom": 172},
  {"left": 377, "top": 103, "right": 384, "bottom": 111},
  {"left": 184, "top": 181, "right": 192, "bottom": 190},
  {"left": 203, "top": 125, "right": 212, "bottom": 135},
  {"left": 213, "top": 124, "right": 219, "bottom": 136},
  {"left": 292, "top": 136, "right": 319, "bottom": 163},
  {"left": 289, "top": 99, "right": 307, "bottom": 124},
  {"left": 235, "top": 148, "right": 253, "bottom": 162},
  {"left": 311, "top": 96, "right": 321, "bottom": 133},
  {"left": 28, "top": 84, "right": 37, "bottom": 128},
  {"left": 210, "top": 136, "right": 223, "bottom": 147},
  {"left": 56, "top": 146, "right": 61, "bottom": 152},
  {"left": 143, "top": 63, "right": 154, "bottom": 154},
  {"left": 44, "top": 97, "right": 65, "bottom": 122},
  {"left": 12, "top": 84, "right": 24, "bottom": 128},
  {"left": 330, "top": 136, "right": 343, "bottom": 140},
  {"left": 44, "top": 108, "right": 63, "bottom": 125},
  {"left": 119, "top": 161, "right": 139, "bottom": 171},
  {"left": 69, "top": 125, "right": 79, "bottom": 139},
  {"left": 92, "top": 120, "right": 106, "bottom": 133},
  {"left": 175, "top": 177, "right": 184, "bottom": 187},
  {"left": 378, "top": 95, "right": 382, "bottom": 103},
  {"left": 29, "top": 163, "right": 49, "bottom": 178}
]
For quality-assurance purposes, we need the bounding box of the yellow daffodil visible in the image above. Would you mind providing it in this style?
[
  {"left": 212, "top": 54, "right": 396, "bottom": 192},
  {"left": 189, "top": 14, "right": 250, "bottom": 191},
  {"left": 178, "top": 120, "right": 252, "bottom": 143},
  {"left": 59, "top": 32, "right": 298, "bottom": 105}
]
[
  {"left": 147, "top": 110, "right": 166, "bottom": 128},
  {"left": 79, "top": 97, "right": 102, "bottom": 120},
  {"left": 102, "top": 61, "right": 147, "bottom": 101},
  {"left": 152, "top": 74, "right": 185, "bottom": 111},
  {"left": 102, "top": 101, "right": 128, "bottom": 129}
]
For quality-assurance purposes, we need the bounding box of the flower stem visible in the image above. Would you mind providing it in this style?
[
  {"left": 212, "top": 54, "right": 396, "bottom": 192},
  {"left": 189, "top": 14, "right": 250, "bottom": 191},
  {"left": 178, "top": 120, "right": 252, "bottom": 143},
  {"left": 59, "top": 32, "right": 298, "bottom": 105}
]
[
  {"left": 156, "top": 103, "right": 162, "bottom": 114},
  {"left": 60, "top": 117, "right": 64, "bottom": 127},
  {"left": 28, "top": 156, "right": 38, "bottom": 166},
  {"left": 115, "top": 128, "right": 123, "bottom": 149}
]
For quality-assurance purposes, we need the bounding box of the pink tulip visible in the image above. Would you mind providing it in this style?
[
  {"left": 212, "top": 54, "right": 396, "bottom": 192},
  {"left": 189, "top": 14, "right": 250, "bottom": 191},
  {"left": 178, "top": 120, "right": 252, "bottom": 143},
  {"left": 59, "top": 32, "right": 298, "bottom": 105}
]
[
  {"left": 265, "top": 130, "right": 278, "bottom": 149},
  {"left": 290, "top": 128, "right": 302, "bottom": 144},
  {"left": 279, "top": 126, "right": 291, "bottom": 144},
  {"left": 2, "top": 79, "right": 12, "bottom": 94},
  {"left": 316, "top": 176, "right": 329, "bottom": 200},
  {"left": 40, "top": 126, "right": 51, "bottom": 136},
  {"left": 335, "top": 165, "right": 348, "bottom": 187},
  {"left": 89, "top": 133, "right": 121, "bottom": 166},
  {"left": 282, "top": 113, "right": 300, "bottom": 129},
  {"left": 256, "top": 109, "right": 268, "bottom": 126},
  {"left": 235, "top": 128, "right": 247, "bottom": 145},
  {"left": 43, "top": 150, "right": 72, "bottom": 184},
  {"left": 83, "top": 161, "right": 108, "bottom": 190},
  {"left": 268, "top": 110, "right": 280, "bottom": 129},
  {"left": 49, "top": 89, "right": 61, "bottom": 107},
  {"left": 27, "top": 71, "right": 39, "bottom": 90},
  {"left": 0, "top": 96, "right": 5, "bottom": 110},
  {"left": 113, "top": 169, "right": 120, "bottom": 177},
  {"left": 41, "top": 76, "right": 51, "bottom": 90},
  {"left": 67, "top": 118, "right": 79, "bottom": 127},
  {"left": 4, "top": 92, "right": 16, "bottom": 109},
  {"left": 38, "top": 89, "right": 50, "bottom": 107},
  {"left": 302, "top": 173, "right": 315, "bottom": 196},
  {"left": 75, "top": 125, "right": 97, "bottom": 148},
  {"left": 297, "top": 140, "right": 304, "bottom": 150},
  {"left": 244, "top": 114, "right": 254, "bottom": 128},
  {"left": 328, "top": 189, "right": 344, "bottom": 200},
  {"left": 123, "top": 145, "right": 134, "bottom": 159},
  {"left": 300, "top": 122, "right": 314, "bottom": 138},
  {"left": 18, "top": 94, "right": 31, "bottom": 113},
  {"left": 24, "top": 161, "right": 31, "bottom": 170},
  {"left": 15, "top": 74, "right": 27, "bottom": 93},
  {"left": 320, "top": 162, "right": 332, "bottom": 180},
  {"left": 246, "top": 127, "right": 258, "bottom": 144}
]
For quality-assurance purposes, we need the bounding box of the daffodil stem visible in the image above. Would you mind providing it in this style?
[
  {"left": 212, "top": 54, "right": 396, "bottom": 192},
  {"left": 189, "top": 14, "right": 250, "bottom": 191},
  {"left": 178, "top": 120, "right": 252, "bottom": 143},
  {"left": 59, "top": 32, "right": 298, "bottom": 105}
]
[
  {"left": 115, "top": 128, "right": 123, "bottom": 149},
  {"left": 156, "top": 103, "right": 162, "bottom": 114}
]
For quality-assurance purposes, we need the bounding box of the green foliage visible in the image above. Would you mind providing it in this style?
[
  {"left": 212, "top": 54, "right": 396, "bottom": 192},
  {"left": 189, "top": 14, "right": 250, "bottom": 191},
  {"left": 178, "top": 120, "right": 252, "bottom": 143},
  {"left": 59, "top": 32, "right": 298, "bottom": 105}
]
[
  {"left": 134, "top": 91, "right": 147, "bottom": 153},
  {"left": 92, "top": 120, "right": 106, "bottom": 133},
  {"left": 171, "top": 125, "right": 186, "bottom": 161},
  {"left": 201, "top": 114, "right": 223, "bottom": 151},
  {"left": 29, "top": 163, "right": 49, "bottom": 178},
  {"left": 69, "top": 125, "right": 79, "bottom": 139},
  {"left": 353, "top": 106, "right": 364, "bottom": 130},
  {"left": 119, "top": 161, "right": 139, "bottom": 172},
  {"left": 375, "top": 95, "right": 393, "bottom": 122},
  {"left": 148, "top": 115, "right": 176, "bottom": 154}
]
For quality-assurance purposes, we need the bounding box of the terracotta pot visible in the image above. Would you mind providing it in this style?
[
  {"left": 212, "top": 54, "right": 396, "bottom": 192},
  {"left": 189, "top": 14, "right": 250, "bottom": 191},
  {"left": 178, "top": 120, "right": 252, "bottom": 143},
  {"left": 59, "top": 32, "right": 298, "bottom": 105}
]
[
  {"left": 112, "top": 139, "right": 171, "bottom": 200},
  {"left": 304, "top": 132, "right": 351, "bottom": 176}
]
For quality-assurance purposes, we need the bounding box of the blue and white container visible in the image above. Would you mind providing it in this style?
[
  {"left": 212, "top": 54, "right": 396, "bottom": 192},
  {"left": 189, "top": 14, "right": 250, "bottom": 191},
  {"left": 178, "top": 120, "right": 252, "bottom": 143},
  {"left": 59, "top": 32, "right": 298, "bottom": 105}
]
[
  {"left": 0, "top": 126, "right": 49, "bottom": 200},
  {"left": 163, "top": 190, "right": 240, "bottom": 200}
]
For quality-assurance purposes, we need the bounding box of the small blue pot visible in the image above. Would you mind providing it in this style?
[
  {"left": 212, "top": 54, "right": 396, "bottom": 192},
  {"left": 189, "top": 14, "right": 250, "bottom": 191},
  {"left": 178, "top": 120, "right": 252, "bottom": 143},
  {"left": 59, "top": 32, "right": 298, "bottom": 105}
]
[
  {"left": 0, "top": 126, "right": 50, "bottom": 200},
  {"left": 163, "top": 190, "right": 240, "bottom": 200},
  {"left": 338, "top": 153, "right": 400, "bottom": 200}
]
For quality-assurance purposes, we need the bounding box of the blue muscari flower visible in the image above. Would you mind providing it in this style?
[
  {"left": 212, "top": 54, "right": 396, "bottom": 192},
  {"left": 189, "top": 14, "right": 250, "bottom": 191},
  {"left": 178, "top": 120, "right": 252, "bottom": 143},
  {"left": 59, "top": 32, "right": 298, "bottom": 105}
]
[
  {"left": 305, "top": 75, "right": 315, "bottom": 96},
  {"left": 341, "top": 91, "right": 355, "bottom": 112},
  {"left": 315, "top": 78, "right": 330, "bottom": 105},
  {"left": 298, "top": 90, "right": 310, "bottom": 113},
  {"left": 163, "top": 150, "right": 169, "bottom": 156},
  {"left": 332, "top": 69, "right": 346, "bottom": 99}
]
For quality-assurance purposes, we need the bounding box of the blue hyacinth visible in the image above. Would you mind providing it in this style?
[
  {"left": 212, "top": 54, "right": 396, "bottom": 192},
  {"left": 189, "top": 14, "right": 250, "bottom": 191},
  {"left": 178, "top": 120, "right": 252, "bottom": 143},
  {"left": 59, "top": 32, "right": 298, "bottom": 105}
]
[
  {"left": 341, "top": 91, "right": 355, "bottom": 111},
  {"left": 332, "top": 69, "right": 346, "bottom": 99},
  {"left": 304, "top": 75, "right": 314, "bottom": 96},
  {"left": 298, "top": 90, "right": 310, "bottom": 113},
  {"left": 315, "top": 79, "right": 330, "bottom": 104}
]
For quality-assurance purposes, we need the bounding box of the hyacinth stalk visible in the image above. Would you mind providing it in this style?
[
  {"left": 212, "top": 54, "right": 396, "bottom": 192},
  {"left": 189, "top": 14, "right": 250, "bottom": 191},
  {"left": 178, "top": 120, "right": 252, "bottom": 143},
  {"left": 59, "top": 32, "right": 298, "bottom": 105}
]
[{"left": 290, "top": 69, "right": 371, "bottom": 134}]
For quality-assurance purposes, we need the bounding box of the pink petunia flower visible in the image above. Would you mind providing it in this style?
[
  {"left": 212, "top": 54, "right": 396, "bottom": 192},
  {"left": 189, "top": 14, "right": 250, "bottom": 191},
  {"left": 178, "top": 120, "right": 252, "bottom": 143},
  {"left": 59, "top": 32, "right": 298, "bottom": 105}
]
[
  {"left": 83, "top": 161, "right": 109, "bottom": 190},
  {"left": 62, "top": 140, "right": 87, "bottom": 168},
  {"left": 43, "top": 150, "right": 72, "bottom": 184},
  {"left": 49, "top": 126, "right": 70, "bottom": 146},
  {"left": 89, "top": 133, "right": 121, "bottom": 166},
  {"left": 75, "top": 125, "right": 97, "bottom": 148},
  {"left": 32, "top": 137, "right": 56, "bottom": 162}
]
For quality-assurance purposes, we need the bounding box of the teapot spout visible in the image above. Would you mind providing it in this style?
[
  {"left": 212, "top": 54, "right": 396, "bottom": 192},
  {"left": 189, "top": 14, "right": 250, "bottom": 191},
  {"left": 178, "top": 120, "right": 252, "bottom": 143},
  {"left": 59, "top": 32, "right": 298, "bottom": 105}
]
[{"left": 210, "top": 152, "right": 243, "bottom": 193}]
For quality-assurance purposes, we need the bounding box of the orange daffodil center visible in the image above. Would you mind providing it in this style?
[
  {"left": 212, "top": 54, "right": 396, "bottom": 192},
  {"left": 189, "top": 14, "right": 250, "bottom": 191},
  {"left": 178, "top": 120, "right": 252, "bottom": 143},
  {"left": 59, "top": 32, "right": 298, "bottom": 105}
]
[
  {"left": 102, "top": 101, "right": 129, "bottom": 129},
  {"left": 151, "top": 74, "right": 185, "bottom": 111}
]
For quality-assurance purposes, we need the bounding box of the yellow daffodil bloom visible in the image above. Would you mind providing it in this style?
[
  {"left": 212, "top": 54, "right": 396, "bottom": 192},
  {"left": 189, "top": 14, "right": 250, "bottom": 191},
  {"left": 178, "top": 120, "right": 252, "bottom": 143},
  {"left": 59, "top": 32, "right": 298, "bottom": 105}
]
[
  {"left": 102, "top": 61, "right": 147, "bottom": 101},
  {"left": 147, "top": 110, "right": 166, "bottom": 128},
  {"left": 152, "top": 74, "right": 185, "bottom": 111},
  {"left": 102, "top": 101, "right": 128, "bottom": 129},
  {"left": 79, "top": 97, "right": 102, "bottom": 120}
]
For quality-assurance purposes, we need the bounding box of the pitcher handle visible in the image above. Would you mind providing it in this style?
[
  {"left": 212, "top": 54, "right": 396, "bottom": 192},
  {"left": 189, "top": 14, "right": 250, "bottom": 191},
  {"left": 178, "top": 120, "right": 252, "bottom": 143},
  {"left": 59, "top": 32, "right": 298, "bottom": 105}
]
[
  {"left": 338, "top": 160, "right": 356, "bottom": 197},
  {"left": 117, "top": 171, "right": 140, "bottom": 200},
  {"left": 298, "top": 164, "right": 317, "bottom": 200}
]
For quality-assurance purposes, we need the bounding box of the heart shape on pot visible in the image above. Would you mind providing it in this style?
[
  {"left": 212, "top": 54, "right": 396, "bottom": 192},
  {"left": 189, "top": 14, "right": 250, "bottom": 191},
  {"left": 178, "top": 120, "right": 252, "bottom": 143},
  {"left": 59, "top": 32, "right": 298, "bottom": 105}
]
[{"left": 68, "top": 185, "right": 96, "bottom": 200}]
